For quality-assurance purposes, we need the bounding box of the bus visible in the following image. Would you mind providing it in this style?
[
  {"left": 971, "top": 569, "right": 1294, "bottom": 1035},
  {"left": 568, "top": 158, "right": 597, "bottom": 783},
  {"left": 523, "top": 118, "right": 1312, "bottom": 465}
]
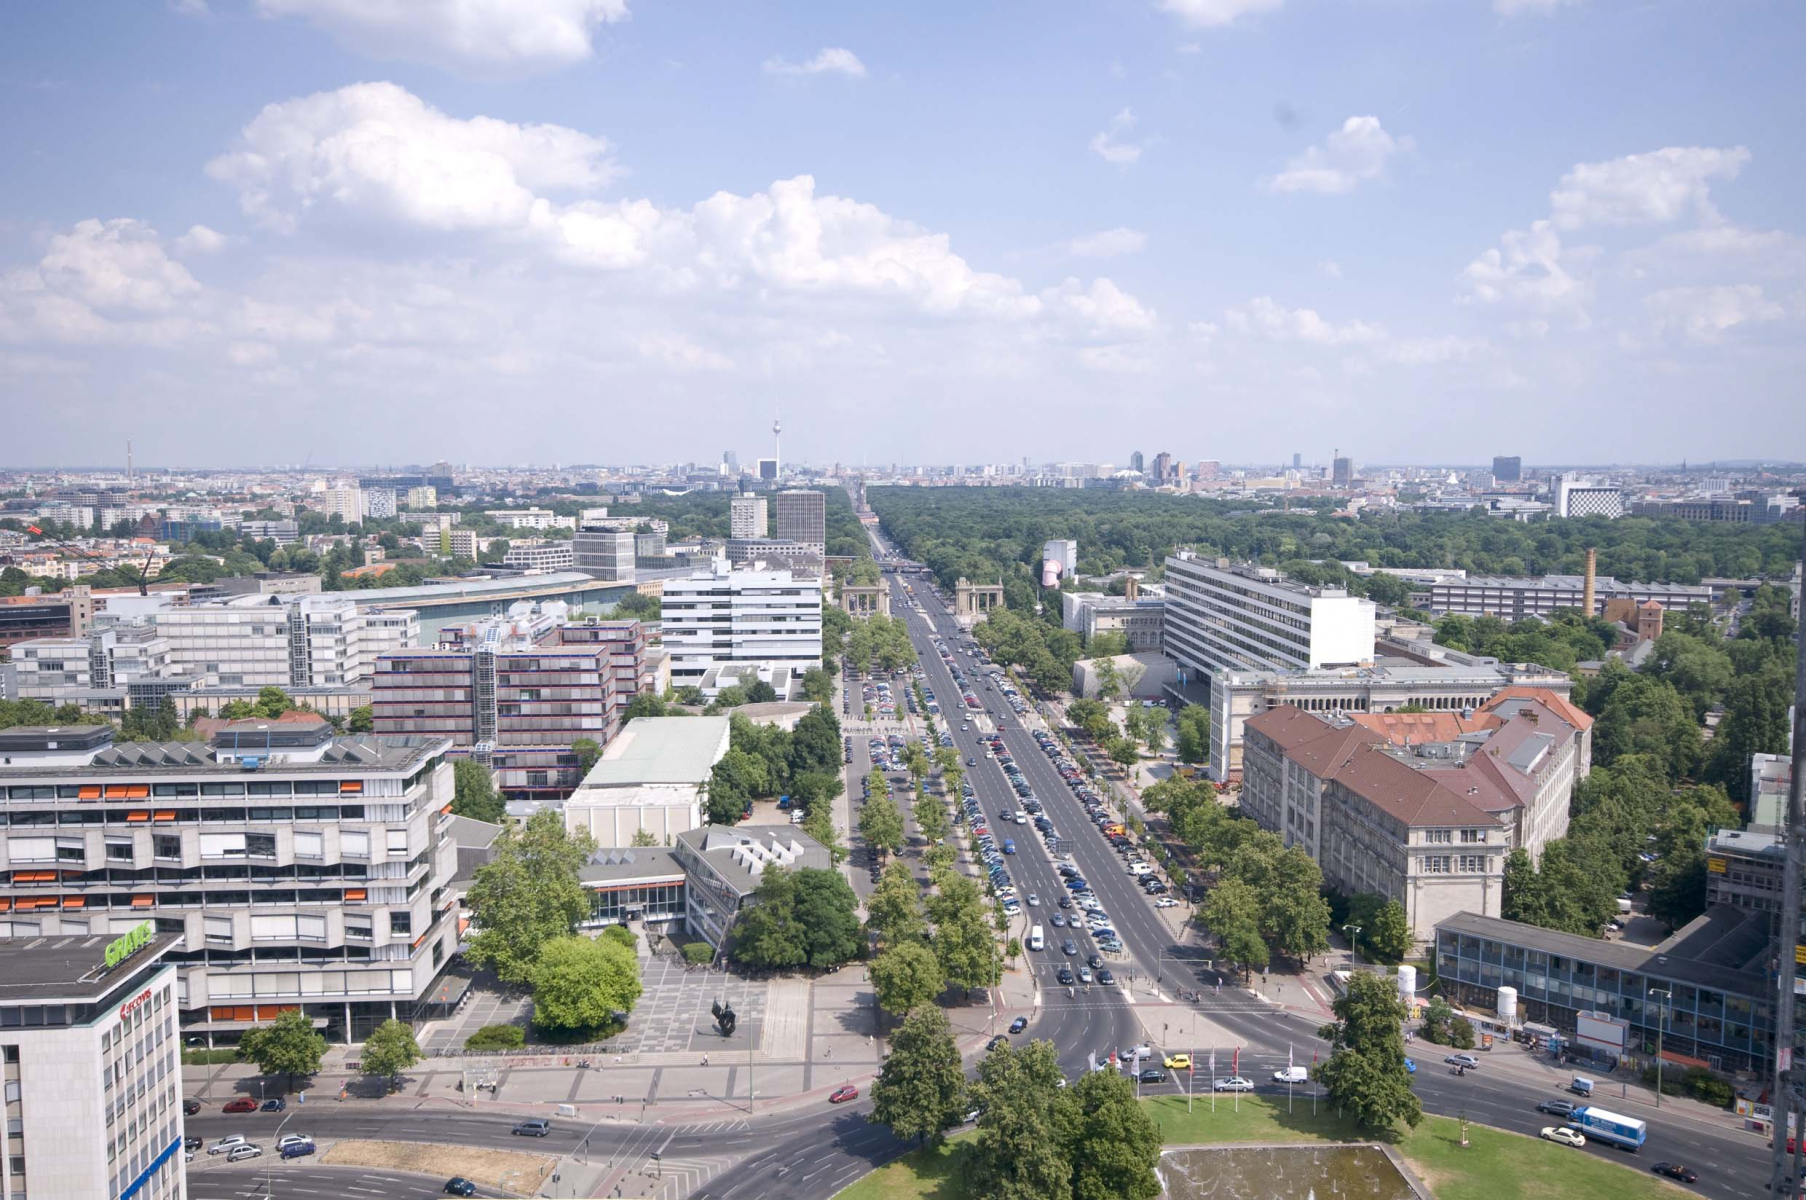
[{"left": 1569, "top": 1106, "right": 1648, "bottom": 1150}]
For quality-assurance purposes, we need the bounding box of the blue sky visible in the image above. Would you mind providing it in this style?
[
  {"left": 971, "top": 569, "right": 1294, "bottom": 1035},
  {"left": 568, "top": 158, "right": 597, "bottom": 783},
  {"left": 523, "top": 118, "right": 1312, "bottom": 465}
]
[{"left": 2, "top": 0, "right": 1802, "bottom": 469}]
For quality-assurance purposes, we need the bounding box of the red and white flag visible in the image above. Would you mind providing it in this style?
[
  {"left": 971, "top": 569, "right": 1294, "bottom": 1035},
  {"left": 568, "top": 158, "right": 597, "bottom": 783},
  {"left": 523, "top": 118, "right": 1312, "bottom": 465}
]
[
  {"left": 1289, "top": 1045, "right": 1294, "bottom": 1070},
  {"left": 1233, "top": 1047, "right": 1240, "bottom": 1076},
  {"left": 1209, "top": 1047, "right": 1216, "bottom": 1074}
]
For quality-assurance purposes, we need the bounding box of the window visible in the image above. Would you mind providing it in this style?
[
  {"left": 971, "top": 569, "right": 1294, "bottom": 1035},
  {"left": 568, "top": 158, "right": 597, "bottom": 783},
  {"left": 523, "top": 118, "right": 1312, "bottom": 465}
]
[
  {"left": 246, "top": 834, "right": 276, "bottom": 859},
  {"left": 106, "top": 839, "right": 135, "bottom": 863},
  {"left": 153, "top": 835, "right": 181, "bottom": 860},
  {"left": 293, "top": 832, "right": 324, "bottom": 859},
  {"left": 1422, "top": 856, "right": 1451, "bottom": 874},
  {"left": 204, "top": 916, "right": 232, "bottom": 943},
  {"left": 297, "top": 914, "right": 326, "bottom": 942},
  {"left": 1459, "top": 855, "right": 1487, "bottom": 873},
  {"left": 199, "top": 833, "right": 246, "bottom": 859},
  {"left": 389, "top": 911, "right": 412, "bottom": 936},
  {"left": 56, "top": 836, "right": 86, "bottom": 863},
  {"left": 344, "top": 917, "right": 373, "bottom": 941},
  {"left": 341, "top": 830, "right": 370, "bottom": 857},
  {"left": 1424, "top": 829, "right": 1452, "bottom": 844},
  {"left": 1460, "top": 829, "right": 1487, "bottom": 844},
  {"left": 6, "top": 837, "right": 56, "bottom": 862},
  {"left": 385, "top": 829, "right": 409, "bottom": 854}
]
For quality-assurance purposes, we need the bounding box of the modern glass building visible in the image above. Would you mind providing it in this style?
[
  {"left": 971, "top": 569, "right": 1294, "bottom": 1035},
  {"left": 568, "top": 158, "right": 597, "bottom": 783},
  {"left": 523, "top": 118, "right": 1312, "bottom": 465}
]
[{"left": 1435, "top": 910, "right": 1781, "bottom": 1074}]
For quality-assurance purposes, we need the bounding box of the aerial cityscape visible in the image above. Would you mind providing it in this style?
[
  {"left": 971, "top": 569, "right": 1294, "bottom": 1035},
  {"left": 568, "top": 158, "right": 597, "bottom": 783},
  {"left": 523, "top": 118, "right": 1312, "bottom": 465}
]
[{"left": 2, "top": 4, "right": 1805, "bottom": 1200}]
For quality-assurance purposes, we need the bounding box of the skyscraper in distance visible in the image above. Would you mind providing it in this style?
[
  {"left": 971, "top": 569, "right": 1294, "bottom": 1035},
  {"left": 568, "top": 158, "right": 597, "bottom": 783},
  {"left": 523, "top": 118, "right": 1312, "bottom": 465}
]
[
  {"left": 1129, "top": 450, "right": 1145, "bottom": 474},
  {"left": 1492, "top": 455, "right": 1522, "bottom": 482},
  {"left": 1332, "top": 456, "right": 1354, "bottom": 487}
]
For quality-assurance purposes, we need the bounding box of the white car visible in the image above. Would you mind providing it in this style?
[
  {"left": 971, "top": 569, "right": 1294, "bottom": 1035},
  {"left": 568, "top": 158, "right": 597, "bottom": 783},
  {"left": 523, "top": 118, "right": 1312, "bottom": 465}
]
[
  {"left": 1026, "top": 894, "right": 1040, "bottom": 907},
  {"left": 1214, "top": 1076, "right": 1255, "bottom": 1092},
  {"left": 227, "top": 1144, "right": 264, "bottom": 1162},
  {"left": 208, "top": 1135, "right": 247, "bottom": 1156},
  {"left": 1444, "top": 1053, "right": 1479, "bottom": 1069},
  {"left": 1155, "top": 897, "right": 1180, "bottom": 908},
  {"left": 1273, "top": 1066, "right": 1309, "bottom": 1084},
  {"left": 1540, "top": 1126, "right": 1586, "bottom": 1148},
  {"left": 276, "top": 1135, "right": 313, "bottom": 1151}
]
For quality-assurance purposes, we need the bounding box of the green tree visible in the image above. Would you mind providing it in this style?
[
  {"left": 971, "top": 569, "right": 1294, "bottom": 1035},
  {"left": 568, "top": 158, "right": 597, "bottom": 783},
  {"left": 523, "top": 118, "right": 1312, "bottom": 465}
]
[
  {"left": 705, "top": 747, "right": 769, "bottom": 824},
  {"left": 1174, "top": 704, "right": 1211, "bottom": 764},
  {"left": 870, "top": 1007, "right": 967, "bottom": 1147},
  {"left": 871, "top": 940, "right": 947, "bottom": 1014},
  {"left": 1593, "top": 676, "right": 1702, "bottom": 781},
  {"left": 572, "top": 737, "right": 602, "bottom": 777},
  {"left": 1705, "top": 667, "right": 1794, "bottom": 801},
  {"left": 913, "top": 785, "right": 951, "bottom": 845},
  {"left": 253, "top": 686, "right": 294, "bottom": 718},
  {"left": 969, "top": 1041, "right": 1074, "bottom": 1200},
  {"left": 528, "top": 934, "right": 643, "bottom": 1033},
  {"left": 360, "top": 1018, "right": 422, "bottom": 1094},
  {"left": 347, "top": 704, "right": 374, "bottom": 733},
  {"left": 1314, "top": 972, "right": 1422, "bottom": 1135},
  {"left": 237, "top": 1008, "right": 326, "bottom": 1093},
  {"left": 799, "top": 798, "right": 847, "bottom": 864},
  {"left": 623, "top": 691, "right": 668, "bottom": 721},
  {"left": 793, "top": 867, "right": 863, "bottom": 968},
  {"left": 732, "top": 868, "right": 807, "bottom": 969},
  {"left": 733, "top": 867, "right": 860, "bottom": 970},
  {"left": 1201, "top": 878, "right": 1268, "bottom": 977},
  {"left": 1067, "top": 1066, "right": 1163, "bottom": 1200},
  {"left": 1346, "top": 896, "right": 1411, "bottom": 965},
  {"left": 464, "top": 812, "right": 598, "bottom": 984},
  {"left": 789, "top": 704, "right": 843, "bottom": 774},
  {"left": 860, "top": 792, "right": 906, "bottom": 858},
  {"left": 451, "top": 758, "right": 505, "bottom": 824},
  {"left": 799, "top": 667, "right": 835, "bottom": 704},
  {"left": 868, "top": 861, "right": 930, "bottom": 945},
  {"left": 714, "top": 685, "right": 748, "bottom": 709},
  {"left": 1107, "top": 737, "right": 1139, "bottom": 768},
  {"left": 630, "top": 827, "right": 660, "bottom": 848},
  {"left": 745, "top": 679, "right": 779, "bottom": 704}
]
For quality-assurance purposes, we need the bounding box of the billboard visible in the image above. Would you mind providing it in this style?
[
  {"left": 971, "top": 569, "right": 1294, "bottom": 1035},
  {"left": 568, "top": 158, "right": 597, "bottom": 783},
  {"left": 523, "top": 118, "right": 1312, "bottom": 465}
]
[{"left": 1576, "top": 1010, "right": 1629, "bottom": 1055}]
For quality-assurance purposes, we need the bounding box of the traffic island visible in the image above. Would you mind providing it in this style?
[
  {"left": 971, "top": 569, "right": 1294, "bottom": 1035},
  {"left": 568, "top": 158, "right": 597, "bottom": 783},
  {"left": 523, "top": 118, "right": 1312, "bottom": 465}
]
[{"left": 321, "top": 1139, "right": 556, "bottom": 1195}]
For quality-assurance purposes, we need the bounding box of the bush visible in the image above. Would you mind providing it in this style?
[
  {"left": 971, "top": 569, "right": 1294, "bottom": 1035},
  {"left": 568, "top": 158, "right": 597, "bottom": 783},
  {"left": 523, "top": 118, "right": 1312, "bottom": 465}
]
[
  {"left": 600, "top": 925, "right": 637, "bottom": 951},
  {"left": 1449, "top": 1017, "right": 1476, "bottom": 1050},
  {"left": 1682, "top": 1066, "right": 1734, "bottom": 1108},
  {"left": 465, "top": 1024, "right": 526, "bottom": 1051},
  {"left": 682, "top": 941, "right": 716, "bottom": 966},
  {"left": 182, "top": 1047, "right": 243, "bottom": 1065}
]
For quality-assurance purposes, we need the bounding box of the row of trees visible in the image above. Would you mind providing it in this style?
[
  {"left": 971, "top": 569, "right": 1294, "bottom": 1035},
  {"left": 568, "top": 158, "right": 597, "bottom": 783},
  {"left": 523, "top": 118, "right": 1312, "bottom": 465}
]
[
  {"left": 237, "top": 1007, "right": 422, "bottom": 1094},
  {"left": 867, "top": 858, "right": 1005, "bottom": 1012},
  {"left": 973, "top": 608, "right": 1084, "bottom": 695},
  {"left": 732, "top": 866, "right": 863, "bottom": 970},
  {"left": 706, "top": 707, "right": 847, "bottom": 836},
  {"left": 1143, "top": 775, "right": 1332, "bottom": 973}
]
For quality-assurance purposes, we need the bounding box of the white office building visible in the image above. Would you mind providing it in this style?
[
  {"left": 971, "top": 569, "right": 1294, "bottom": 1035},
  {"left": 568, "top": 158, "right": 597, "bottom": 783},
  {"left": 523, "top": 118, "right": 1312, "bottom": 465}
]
[
  {"left": 661, "top": 561, "right": 823, "bottom": 690},
  {"left": 152, "top": 596, "right": 417, "bottom": 688},
  {"left": 320, "top": 487, "right": 363, "bottom": 525},
  {"left": 501, "top": 542, "right": 576, "bottom": 572},
  {"left": 11, "top": 627, "right": 173, "bottom": 704},
  {"left": 486, "top": 509, "right": 575, "bottom": 531},
  {"left": 0, "top": 929, "right": 187, "bottom": 1200},
  {"left": 562, "top": 716, "right": 731, "bottom": 846},
  {"left": 1162, "top": 554, "right": 1376, "bottom": 680},
  {"left": 573, "top": 527, "right": 637, "bottom": 582},
  {"left": 729, "top": 495, "right": 768, "bottom": 539},
  {"left": 1552, "top": 474, "right": 1625, "bottom": 519}
]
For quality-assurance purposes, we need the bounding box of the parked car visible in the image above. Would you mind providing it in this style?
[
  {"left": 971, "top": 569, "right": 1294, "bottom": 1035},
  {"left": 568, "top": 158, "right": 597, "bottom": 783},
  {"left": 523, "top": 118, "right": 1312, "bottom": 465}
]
[
  {"left": 222, "top": 1098, "right": 257, "bottom": 1114},
  {"left": 829, "top": 1084, "right": 860, "bottom": 1104},
  {"left": 445, "top": 1179, "right": 479, "bottom": 1197},
  {"left": 260, "top": 1097, "right": 286, "bottom": 1112},
  {"left": 512, "top": 1119, "right": 552, "bottom": 1137},
  {"left": 227, "top": 1144, "right": 264, "bottom": 1162},
  {"left": 1536, "top": 1099, "right": 1576, "bottom": 1118},
  {"left": 280, "top": 1141, "right": 315, "bottom": 1159},
  {"left": 1540, "top": 1126, "right": 1586, "bottom": 1148},
  {"left": 208, "top": 1135, "right": 248, "bottom": 1155}
]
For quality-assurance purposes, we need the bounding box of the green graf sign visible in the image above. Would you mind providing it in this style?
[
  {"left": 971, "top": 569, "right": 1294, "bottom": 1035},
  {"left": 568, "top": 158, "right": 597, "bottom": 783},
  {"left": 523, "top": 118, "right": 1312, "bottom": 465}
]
[{"left": 105, "top": 921, "right": 156, "bottom": 969}]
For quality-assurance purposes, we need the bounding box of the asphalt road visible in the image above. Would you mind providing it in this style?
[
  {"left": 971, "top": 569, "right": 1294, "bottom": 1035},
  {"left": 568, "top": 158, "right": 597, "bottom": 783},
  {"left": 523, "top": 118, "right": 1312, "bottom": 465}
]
[{"left": 186, "top": 1159, "right": 509, "bottom": 1199}]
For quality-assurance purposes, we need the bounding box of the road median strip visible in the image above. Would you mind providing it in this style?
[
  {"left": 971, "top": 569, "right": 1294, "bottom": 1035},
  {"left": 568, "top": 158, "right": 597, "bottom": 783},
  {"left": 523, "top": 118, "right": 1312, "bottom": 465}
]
[{"left": 320, "top": 1138, "right": 556, "bottom": 1195}]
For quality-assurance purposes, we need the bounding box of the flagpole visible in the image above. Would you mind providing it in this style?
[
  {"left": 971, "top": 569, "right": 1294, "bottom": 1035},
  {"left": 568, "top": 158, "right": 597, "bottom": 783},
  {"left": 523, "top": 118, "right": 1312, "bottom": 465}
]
[
  {"left": 1211, "top": 1045, "right": 1216, "bottom": 1114},
  {"left": 1234, "top": 1046, "right": 1240, "bottom": 1114},
  {"left": 1289, "top": 1043, "right": 1294, "bottom": 1114},
  {"left": 1188, "top": 1045, "right": 1194, "bottom": 1114}
]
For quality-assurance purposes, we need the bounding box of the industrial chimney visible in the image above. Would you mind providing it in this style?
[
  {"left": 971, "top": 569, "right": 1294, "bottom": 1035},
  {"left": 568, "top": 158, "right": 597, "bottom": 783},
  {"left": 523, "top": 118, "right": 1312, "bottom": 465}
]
[{"left": 1583, "top": 547, "right": 1597, "bottom": 615}]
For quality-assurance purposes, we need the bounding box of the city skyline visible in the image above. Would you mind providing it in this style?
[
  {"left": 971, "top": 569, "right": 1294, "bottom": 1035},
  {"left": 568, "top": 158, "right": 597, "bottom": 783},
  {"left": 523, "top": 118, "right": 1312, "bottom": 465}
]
[{"left": 3, "top": 2, "right": 1804, "bottom": 465}]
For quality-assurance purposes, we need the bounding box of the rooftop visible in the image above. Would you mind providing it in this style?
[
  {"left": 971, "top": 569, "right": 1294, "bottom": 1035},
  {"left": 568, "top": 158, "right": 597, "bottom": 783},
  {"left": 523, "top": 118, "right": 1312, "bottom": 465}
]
[
  {"left": 1437, "top": 909, "right": 1768, "bottom": 998},
  {"left": 579, "top": 846, "right": 685, "bottom": 885},
  {"left": 0, "top": 726, "right": 448, "bottom": 777},
  {"left": 0, "top": 930, "right": 183, "bottom": 1005},
  {"left": 676, "top": 824, "right": 831, "bottom": 898},
  {"left": 574, "top": 716, "right": 731, "bottom": 789}
]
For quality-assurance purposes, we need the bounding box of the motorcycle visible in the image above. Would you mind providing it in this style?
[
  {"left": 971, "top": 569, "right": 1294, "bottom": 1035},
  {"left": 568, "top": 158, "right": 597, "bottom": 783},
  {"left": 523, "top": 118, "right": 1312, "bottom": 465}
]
[{"left": 1449, "top": 1065, "right": 1467, "bottom": 1077}]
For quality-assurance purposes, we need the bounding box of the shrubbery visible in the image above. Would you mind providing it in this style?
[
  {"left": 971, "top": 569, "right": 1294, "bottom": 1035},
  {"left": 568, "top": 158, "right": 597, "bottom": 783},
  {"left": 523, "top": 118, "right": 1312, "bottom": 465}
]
[{"left": 465, "top": 1024, "right": 526, "bottom": 1051}]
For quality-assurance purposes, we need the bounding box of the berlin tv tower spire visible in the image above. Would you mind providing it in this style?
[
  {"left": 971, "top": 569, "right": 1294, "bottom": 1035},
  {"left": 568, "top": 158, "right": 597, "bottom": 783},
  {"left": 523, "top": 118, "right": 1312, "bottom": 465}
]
[{"left": 772, "top": 417, "right": 781, "bottom": 479}]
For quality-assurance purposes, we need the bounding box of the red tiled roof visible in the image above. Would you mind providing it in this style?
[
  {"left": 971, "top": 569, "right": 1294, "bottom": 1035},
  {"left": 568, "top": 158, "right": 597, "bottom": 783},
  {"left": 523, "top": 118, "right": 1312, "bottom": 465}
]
[{"left": 1481, "top": 686, "right": 1592, "bottom": 732}]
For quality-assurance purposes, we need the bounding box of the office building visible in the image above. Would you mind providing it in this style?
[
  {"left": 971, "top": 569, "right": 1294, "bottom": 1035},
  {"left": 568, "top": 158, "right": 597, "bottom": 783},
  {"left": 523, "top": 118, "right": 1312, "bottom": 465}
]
[
  {"left": 729, "top": 495, "right": 768, "bottom": 539},
  {"left": 501, "top": 543, "right": 576, "bottom": 573},
  {"left": 1553, "top": 474, "right": 1624, "bottom": 519},
  {"left": 1332, "top": 456, "right": 1354, "bottom": 487},
  {"left": 404, "top": 486, "right": 438, "bottom": 510},
  {"left": 548, "top": 618, "right": 649, "bottom": 721},
  {"left": 0, "top": 719, "right": 460, "bottom": 1042},
  {"left": 661, "top": 562, "right": 823, "bottom": 692},
  {"left": 0, "top": 587, "right": 96, "bottom": 649},
  {"left": 361, "top": 489, "right": 397, "bottom": 521},
  {"left": 1162, "top": 554, "right": 1376, "bottom": 681},
  {"left": 10, "top": 626, "right": 172, "bottom": 710},
  {"left": 372, "top": 606, "right": 622, "bottom": 801},
  {"left": 573, "top": 524, "right": 636, "bottom": 583},
  {"left": 0, "top": 929, "right": 187, "bottom": 1200},
  {"left": 154, "top": 595, "right": 417, "bottom": 688},
  {"left": 757, "top": 458, "right": 778, "bottom": 482},
  {"left": 673, "top": 826, "right": 832, "bottom": 950},
  {"left": 1060, "top": 589, "right": 1165, "bottom": 651},
  {"left": 1293, "top": 453, "right": 1302, "bottom": 471},
  {"left": 724, "top": 538, "right": 821, "bottom": 572},
  {"left": 1417, "top": 574, "right": 1712, "bottom": 619},
  {"left": 239, "top": 520, "right": 299, "bottom": 546},
  {"left": 723, "top": 451, "right": 738, "bottom": 474},
  {"left": 1242, "top": 688, "right": 1590, "bottom": 942},
  {"left": 1129, "top": 451, "right": 1144, "bottom": 474},
  {"left": 1434, "top": 908, "right": 1782, "bottom": 1075},
  {"left": 1492, "top": 456, "right": 1522, "bottom": 483},
  {"left": 772, "top": 490, "right": 826, "bottom": 555},
  {"left": 487, "top": 509, "right": 574, "bottom": 531},
  {"left": 562, "top": 716, "right": 731, "bottom": 845},
  {"left": 1151, "top": 452, "right": 1173, "bottom": 485}
]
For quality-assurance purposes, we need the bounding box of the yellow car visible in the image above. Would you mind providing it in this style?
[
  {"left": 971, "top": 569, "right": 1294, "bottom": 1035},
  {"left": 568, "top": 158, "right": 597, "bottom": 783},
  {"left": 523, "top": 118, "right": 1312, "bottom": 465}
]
[{"left": 1163, "top": 1053, "right": 1192, "bottom": 1070}]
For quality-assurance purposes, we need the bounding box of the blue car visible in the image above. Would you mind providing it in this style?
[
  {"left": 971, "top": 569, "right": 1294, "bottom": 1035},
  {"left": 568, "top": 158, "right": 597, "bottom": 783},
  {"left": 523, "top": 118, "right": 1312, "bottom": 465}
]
[
  {"left": 1002, "top": 839, "right": 1016, "bottom": 855},
  {"left": 1404, "top": 1058, "right": 1416, "bottom": 1074},
  {"left": 1066, "top": 877, "right": 1088, "bottom": 891}
]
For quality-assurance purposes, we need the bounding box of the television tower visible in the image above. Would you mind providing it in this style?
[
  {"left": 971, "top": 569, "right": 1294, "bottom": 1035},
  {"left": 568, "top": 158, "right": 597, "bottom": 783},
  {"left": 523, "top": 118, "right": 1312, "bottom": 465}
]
[{"left": 772, "top": 418, "right": 781, "bottom": 478}]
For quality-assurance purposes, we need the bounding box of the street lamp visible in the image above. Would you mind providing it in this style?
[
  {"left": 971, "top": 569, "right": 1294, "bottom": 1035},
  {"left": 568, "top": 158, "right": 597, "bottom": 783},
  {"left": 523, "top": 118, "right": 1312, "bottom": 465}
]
[
  {"left": 264, "top": 1109, "right": 299, "bottom": 1199},
  {"left": 1648, "top": 988, "right": 1672, "bottom": 1109},
  {"left": 1343, "top": 925, "right": 1363, "bottom": 970}
]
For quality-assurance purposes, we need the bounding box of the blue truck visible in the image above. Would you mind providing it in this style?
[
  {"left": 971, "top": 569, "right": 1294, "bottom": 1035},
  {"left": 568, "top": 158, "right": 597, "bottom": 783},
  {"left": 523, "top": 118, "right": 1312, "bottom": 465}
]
[{"left": 1568, "top": 1106, "right": 1648, "bottom": 1150}]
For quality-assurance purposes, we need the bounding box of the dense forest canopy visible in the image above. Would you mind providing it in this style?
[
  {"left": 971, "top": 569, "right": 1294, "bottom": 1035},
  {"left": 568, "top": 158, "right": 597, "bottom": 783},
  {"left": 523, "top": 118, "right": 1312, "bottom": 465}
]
[{"left": 869, "top": 487, "right": 1801, "bottom": 607}]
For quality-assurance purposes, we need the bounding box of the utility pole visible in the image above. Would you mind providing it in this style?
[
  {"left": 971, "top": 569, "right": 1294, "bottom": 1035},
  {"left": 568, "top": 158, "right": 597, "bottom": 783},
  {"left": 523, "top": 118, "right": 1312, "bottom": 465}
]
[
  {"left": 1648, "top": 988, "right": 1670, "bottom": 1109},
  {"left": 1768, "top": 516, "right": 1806, "bottom": 1199}
]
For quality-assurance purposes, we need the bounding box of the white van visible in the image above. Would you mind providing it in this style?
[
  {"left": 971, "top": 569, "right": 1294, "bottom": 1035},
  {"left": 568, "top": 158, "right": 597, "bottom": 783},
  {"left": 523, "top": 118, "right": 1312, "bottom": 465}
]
[{"left": 1028, "top": 924, "right": 1045, "bottom": 952}]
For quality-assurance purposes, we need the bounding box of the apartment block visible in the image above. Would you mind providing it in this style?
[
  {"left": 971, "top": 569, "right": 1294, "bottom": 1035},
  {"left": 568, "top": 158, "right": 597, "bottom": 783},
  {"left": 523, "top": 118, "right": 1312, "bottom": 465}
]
[
  {"left": 0, "top": 931, "right": 187, "bottom": 1200},
  {"left": 1416, "top": 574, "right": 1713, "bottom": 619},
  {"left": 1241, "top": 687, "right": 1591, "bottom": 943},
  {"left": 361, "top": 489, "right": 397, "bottom": 521},
  {"left": 153, "top": 595, "right": 417, "bottom": 688},
  {"left": 501, "top": 542, "right": 576, "bottom": 572},
  {"left": 573, "top": 527, "right": 636, "bottom": 582},
  {"left": 729, "top": 495, "right": 767, "bottom": 539},
  {"left": 404, "top": 486, "right": 438, "bottom": 509},
  {"left": 661, "top": 561, "right": 823, "bottom": 691},
  {"left": 0, "top": 720, "right": 461, "bottom": 1042},
  {"left": 487, "top": 509, "right": 574, "bottom": 531},
  {"left": 320, "top": 487, "right": 362, "bottom": 524}
]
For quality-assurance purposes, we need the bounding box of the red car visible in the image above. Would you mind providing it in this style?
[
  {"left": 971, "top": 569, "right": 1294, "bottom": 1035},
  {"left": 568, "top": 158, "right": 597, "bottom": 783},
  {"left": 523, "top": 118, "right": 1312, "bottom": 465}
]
[
  {"left": 222, "top": 1098, "right": 258, "bottom": 1114},
  {"left": 829, "top": 1085, "right": 859, "bottom": 1104}
]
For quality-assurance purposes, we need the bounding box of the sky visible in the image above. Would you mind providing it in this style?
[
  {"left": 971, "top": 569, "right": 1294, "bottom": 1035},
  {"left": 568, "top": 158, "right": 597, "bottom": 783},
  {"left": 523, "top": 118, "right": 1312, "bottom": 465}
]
[{"left": 1, "top": 0, "right": 1803, "bottom": 470}]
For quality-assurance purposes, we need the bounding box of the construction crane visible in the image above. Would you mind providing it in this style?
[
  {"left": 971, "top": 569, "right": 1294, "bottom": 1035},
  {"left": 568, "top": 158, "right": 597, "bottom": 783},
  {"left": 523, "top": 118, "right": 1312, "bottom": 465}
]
[{"left": 23, "top": 524, "right": 156, "bottom": 596}]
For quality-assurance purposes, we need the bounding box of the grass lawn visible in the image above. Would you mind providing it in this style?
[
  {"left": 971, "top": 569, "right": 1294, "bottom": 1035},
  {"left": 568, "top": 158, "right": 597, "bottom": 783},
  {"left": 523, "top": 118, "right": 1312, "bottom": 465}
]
[{"left": 836, "top": 1098, "right": 1684, "bottom": 1200}]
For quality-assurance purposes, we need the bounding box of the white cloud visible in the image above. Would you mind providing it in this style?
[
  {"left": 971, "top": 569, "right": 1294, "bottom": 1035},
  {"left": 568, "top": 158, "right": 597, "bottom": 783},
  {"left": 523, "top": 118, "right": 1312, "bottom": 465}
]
[
  {"left": 1223, "top": 296, "right": 1384, "bottom": 344},
  {"left": 254, "top": 0, "right": 629, "bottom": 79},
  {"left": 1068, "top": 227, "right": 1147, "bottom": 259},
  {"left": 206, "top": 82, "right": 618, "bottom": 234},
  {"left": 1318, "top": 260, "right": 1342, "bottom": 279},
  {"left": 1078, "top": 345, "right": 1155, "bottom": 373},
  {"left": 636, "top": 332, "right": 734, "bottom": 371},
  {"left": 1460, "top": 220, "right": 1590, "bottom": 312},
  {"left": 1044, "top": 278, "right": 1159, "bottom": 339},
  {"left": 1494, "top": 0, "right": 1582, "bottom": 14},
  {"left": 226, "top": 340, "right": 278, "bottom": 366},
  {"left": 762, "top": 48, "right": 866, "bottom": 78},
  {"left": 170, "top": 0, "right": 211, "bottom": 15},
  {"left": 0, "top": 219, "right": 207, "bottom": 346},
  {"left": 174, "top": 225, "right": 230, "bottom": 255},
  {"left": 1268, "top": 116, "right": 1411, "bottom": 195},
  {"left": 1089, "top": 108, "right": 1147, "bottom": 167},
  {"left": 1550, "top": 146, "right": 1749, "bottom": 231},
  {"left": 1646, "top": 284, "right": 1784, "bottom": 343},
  {"left": 1157, "top": 0, "right": 1284, "bottom": 29}
]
